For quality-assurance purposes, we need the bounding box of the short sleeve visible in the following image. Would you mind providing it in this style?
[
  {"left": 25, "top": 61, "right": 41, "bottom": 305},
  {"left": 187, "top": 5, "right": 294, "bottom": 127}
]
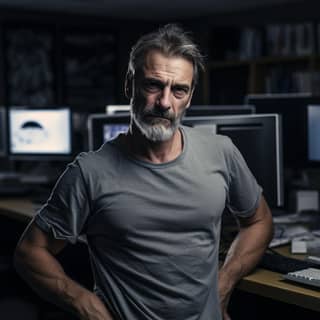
[
  {"left": 225, "top": 139, "right": 262, "bottom": 218},
  {"left": 33, "top": 159, "right": 91, "bottom": 244}
]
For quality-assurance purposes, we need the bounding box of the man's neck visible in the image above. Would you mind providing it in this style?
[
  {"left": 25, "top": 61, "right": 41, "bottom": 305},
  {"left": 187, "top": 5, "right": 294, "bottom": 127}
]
[{"left": 123, "top": 127, "right": 183, "bottom": 164}]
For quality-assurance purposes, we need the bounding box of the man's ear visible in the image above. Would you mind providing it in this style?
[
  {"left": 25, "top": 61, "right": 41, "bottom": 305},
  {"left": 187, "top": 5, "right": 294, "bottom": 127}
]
[{"left": 125, "top": 71, "right": 133, "bottom": 99}]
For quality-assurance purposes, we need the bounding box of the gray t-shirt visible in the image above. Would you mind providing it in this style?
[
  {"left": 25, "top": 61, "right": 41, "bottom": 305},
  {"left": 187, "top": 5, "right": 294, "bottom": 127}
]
[{"left": 34, "top": 125, "right": 262, "bottom": 320}]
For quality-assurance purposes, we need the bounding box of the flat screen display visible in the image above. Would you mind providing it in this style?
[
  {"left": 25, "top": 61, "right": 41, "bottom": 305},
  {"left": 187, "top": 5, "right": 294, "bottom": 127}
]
[
  {"left": 246, "top": 93, "right": 320, "bottom": 168},
  {"left": 8, "top": 107, "right": 72, "bottom": 158},
  {"left": 308, "top": 105, "right": 320, "bottom": 162},
  {"left": 103, "top": 124, "right": 129, "bottom": 142},
  {"left": 185, "top": 105, "right": 255, "bottom": 117},
  {"left": 88, "top": 114, "right": 130, "bottom": 150},
  {"left": 183, "top": 114, "right": 284, "bottom": 208}
]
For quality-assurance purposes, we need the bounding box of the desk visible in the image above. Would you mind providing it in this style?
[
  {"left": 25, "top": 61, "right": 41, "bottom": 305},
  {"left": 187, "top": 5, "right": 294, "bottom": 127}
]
[
  {"left": 0, "top": 198, "right": 40, "bottom": 223},
  {"left": 238, "top": 263, "right": 320, "bottom": 312},
  {"left": 1, "top": 198, "right": 320, "bottom": 313}
]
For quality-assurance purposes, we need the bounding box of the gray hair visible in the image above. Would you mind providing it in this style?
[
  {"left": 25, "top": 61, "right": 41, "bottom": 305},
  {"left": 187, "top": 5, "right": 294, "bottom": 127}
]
[{"left": 127, "top": 24, "right": 205, "bottom": 88}]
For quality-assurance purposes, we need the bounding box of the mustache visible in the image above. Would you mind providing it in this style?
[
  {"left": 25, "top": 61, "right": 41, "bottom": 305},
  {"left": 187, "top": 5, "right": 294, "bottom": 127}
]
[{"left": 142, "top": 108, "right": 175, "bottom": 121}]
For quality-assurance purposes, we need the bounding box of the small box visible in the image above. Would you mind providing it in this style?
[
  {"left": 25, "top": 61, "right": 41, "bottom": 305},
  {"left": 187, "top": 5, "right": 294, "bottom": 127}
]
[
  {"left": 290, "top": 190, "right": 319, "bottom": 212},
  {"left": 291, "top": 240, "right": 307, "bottom": 254}
]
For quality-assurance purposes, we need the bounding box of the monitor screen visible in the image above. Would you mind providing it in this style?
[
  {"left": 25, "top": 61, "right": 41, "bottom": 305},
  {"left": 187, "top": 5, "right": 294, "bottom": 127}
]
[
  {"left": 185, "top": 105, "right": 255, "bottom": 117},
  {"left": 88, "top": 114, "right": 130, "bottom": 150},
  {"left": 183, "top": 114, "right": 284, "bottom": 208},
  {"left": 308, "top": 105, "right": 320, "bottom": 162},
  {"left": 245, "top": 93, "right": 320, "bottom": 168},
  {"left": 8, "top": 107, "right": 72, "bottom": 159},
  {"left": 0, "top": 107, "right": 6, "bottom": 157}
]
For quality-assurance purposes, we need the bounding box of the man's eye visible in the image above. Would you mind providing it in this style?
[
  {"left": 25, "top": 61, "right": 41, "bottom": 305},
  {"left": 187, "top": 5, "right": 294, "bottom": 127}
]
[
  {"left": 144, "top": 82, "right": 161, "bottom": 92},
  {"left": 173, "top": 88, "right": 188, "bottom": 98}
]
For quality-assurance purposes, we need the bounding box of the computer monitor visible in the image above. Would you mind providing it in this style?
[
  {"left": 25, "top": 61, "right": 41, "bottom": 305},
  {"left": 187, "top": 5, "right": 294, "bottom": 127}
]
[
  {"left": 88, "top": 114, "right": 130, "bottom": 150},
  {"left": 7, "top": 107, "right": 73, "bottom": 160},
  {"left": 0, "top": 107, "right": 6, "bottom": 157},
  {"left": 245, "top": 93, "right": 320, "bottom": 168},
  {"left": 185, "top": 105, "right": 255, "bottom": 117},
  {"left": 105, "top": 105, "right": 131, "bottom": 115},
  {"left": 307, "top": 105, "right": 320, "bottom": 163},
  {"left": 183, "top": 114, "right": 284, "bottom": 208}
]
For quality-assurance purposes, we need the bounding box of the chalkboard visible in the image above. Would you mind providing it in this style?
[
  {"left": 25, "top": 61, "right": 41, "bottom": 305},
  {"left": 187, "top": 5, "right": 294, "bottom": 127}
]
[
  {"left": 5, "top": 27, "right": 55, "bottom": 106},
  {"left": 62, "top": 31, "right": 116, "bottom": 109}
]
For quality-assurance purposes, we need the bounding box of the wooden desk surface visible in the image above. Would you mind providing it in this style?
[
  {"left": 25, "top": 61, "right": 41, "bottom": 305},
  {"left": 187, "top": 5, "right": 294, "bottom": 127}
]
[
  {"left": 0, "top": 198, "right": 40, "bottom": 222},
  {"left": 239, "top": 267, "right": 320, "bottom": 312},
  {"left": 0, "top": 198, "right": 319, "bottom": 311}
]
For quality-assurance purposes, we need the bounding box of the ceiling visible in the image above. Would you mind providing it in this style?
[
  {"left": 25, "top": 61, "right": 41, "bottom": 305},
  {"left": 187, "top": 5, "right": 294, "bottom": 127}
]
[{"left": 0, "top": 0, "right": 306, "bottom": 20}]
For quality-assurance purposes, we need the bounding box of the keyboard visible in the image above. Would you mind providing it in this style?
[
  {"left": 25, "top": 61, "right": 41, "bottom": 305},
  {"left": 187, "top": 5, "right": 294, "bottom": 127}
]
[
  {"left": 269, "top": 237, "right": 290, "bottom": 248},
  {"left": 284, "top": 268, "right": 320, "bottom": 288},
  {"left": 258, "top": 251, "right": 320, "bottom": 274}
]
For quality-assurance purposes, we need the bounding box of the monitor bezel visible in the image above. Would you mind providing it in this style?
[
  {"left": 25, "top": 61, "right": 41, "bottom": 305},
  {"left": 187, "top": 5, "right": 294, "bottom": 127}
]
[
  {"left": 105, "top": 105, "right": 131, "bottom": 115},
  {"left": 87, "top": 113, "right": 130, "bottom": 151},
  {"left": 0, "top": 106, "right": 6, "bottom": 157},
  {"left": 182, "top": 114, "right": 284, "bottom": 208},
  {"left": 7, "top": 106, "right": 73, "bottom": 161},
  {"left": 245, "top": 93, "right": 320, "bottom": 169},
  {"left": 185, "top": 104, "right": 256, "bottom": 117}
]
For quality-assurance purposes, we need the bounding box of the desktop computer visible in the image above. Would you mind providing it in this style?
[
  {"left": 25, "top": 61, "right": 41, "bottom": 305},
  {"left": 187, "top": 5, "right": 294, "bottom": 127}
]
[
  {"left": 183, "top": 114, "right": 284, "bottom": 209},
  {"left": 185, "top": 104, "right": 255, "bottom": 117},
  {"left": 87, "top": 113, "right": 130, "bottom": 151},
  {"left": 0, "top": 106, "right": 73, "bottom": 196},
  {"left": 245, "top": 93, "right": 320, "bottom": 169},
  {"left": 8, "top": 107, "right": 72, "bottom": 160}
]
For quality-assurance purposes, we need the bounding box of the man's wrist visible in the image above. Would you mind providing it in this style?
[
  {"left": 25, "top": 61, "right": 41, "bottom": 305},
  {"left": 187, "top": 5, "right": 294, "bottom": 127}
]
[{"left": 219, "top": 258, "right": 243, "bottom": 288}]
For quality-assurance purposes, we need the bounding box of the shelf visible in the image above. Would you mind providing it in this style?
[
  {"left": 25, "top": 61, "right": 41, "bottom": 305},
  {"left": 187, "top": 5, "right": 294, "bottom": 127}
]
[
  {"left": 208, "top": 60, "right": 250, "bottom": 69},
  {"left": 208, "top": 55, "right": 315, "bottom": 69},
  {"left": 255, "top": 55, "right": 314, "bottom": 65}
]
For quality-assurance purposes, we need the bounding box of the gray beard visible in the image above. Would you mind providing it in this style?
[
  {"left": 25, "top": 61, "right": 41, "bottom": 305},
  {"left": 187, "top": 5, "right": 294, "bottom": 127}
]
[{"left": 131, "top": 112, "right": 181, "bottom": 142}]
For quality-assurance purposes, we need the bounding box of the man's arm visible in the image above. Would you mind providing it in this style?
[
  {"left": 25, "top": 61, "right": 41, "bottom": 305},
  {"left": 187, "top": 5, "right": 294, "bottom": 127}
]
[
  {"left": 218, "top": 195, "right": 273, "bottom": 320},
  {"left": 14, "top": 221, "right": 113, "bottom": 320}
]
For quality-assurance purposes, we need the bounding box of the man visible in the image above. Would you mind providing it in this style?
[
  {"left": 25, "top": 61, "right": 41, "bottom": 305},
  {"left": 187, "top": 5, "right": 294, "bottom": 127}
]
[{"left": 14, "top": 24, "right": 273, "bottom": 320}]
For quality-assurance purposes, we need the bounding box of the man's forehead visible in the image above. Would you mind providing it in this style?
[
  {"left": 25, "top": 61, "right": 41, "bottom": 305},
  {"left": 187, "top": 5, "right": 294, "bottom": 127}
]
[
  {"left": 143, "top": 49, "right": 193, "bottom": 67},
  {"left": 137, "top": 50, "right": 194, "bottom": 83}
]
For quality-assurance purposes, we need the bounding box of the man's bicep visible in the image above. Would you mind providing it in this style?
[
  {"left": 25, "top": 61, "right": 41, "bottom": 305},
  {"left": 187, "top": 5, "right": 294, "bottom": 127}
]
[
  {"left": 237, "top": 195, "right": 272, "bottom": 227},
  {"left": 17, "top": 220, "right": 67, "bottom": 256}
]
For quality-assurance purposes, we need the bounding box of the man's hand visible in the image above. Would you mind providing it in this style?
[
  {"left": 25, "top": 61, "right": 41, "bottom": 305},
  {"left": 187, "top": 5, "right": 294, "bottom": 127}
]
[{"left": 76, "top": 291, "right": 114, "bottom": 320}]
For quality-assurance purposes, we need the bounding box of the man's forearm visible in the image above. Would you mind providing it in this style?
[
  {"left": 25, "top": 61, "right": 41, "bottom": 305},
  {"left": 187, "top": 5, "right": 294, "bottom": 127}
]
[
  {"left": 14, "top": 245, "right": 112, "bottom": 319},
  {"left": 14, "top": 244, "right": 90, "bottom": 314},
  {"left": 220, "top": 196, "right": 273, "bottom": 286},
  {"left": 218, "top": 197, "right": 273, "bottom": 319}
]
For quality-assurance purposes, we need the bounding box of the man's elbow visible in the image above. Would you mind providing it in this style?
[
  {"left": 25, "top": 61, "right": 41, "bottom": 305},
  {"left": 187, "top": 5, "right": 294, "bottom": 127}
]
[
  {"left": 257, "top": 196, "right": 274, "bottom": 246},
  {"left": 262, "top": 197, "right": 274, "bottom": 233},
  {"left": 13, "top": 241, "right": 29, "bottom": 277}
]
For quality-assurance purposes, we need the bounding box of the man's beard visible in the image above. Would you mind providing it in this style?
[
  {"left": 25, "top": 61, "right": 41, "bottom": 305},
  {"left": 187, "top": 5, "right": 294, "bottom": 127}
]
[{"left": 131, "top": 105, "right": 185, "bottom": 142}]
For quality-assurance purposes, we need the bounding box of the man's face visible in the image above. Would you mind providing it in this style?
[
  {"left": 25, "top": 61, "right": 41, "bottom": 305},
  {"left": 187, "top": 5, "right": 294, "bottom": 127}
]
[{"left": 130, "top": 50, "right": 194, "bottom": 142}]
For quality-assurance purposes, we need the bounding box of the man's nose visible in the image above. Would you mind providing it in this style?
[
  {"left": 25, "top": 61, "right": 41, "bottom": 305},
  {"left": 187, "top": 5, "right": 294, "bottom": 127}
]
[{"left": 157, "top": 87, "right": 171, "bottom": 110}]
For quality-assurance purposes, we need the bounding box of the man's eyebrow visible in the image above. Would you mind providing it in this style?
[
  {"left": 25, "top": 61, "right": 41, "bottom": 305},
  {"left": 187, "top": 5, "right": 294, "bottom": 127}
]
[
  {"left": 173, "top": 83, "right": 191, "bottom": 90},
  {"left": 141, "top": 77, "right": 191, "bottom": 92},
  {"left": 143, "top": 77, "right": 163, "bottom": 84}
]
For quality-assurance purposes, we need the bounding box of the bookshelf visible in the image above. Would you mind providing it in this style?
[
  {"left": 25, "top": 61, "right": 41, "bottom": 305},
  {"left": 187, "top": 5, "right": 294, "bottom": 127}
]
[
  {"left": 203, "top": 21, "right": 320, "bottom": 104},
  {"left": 0, "top": 21, "right": 117, "bottom": 110},
  {"left": 61, "top": 28, "right": 117, "bottom": 109}
]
